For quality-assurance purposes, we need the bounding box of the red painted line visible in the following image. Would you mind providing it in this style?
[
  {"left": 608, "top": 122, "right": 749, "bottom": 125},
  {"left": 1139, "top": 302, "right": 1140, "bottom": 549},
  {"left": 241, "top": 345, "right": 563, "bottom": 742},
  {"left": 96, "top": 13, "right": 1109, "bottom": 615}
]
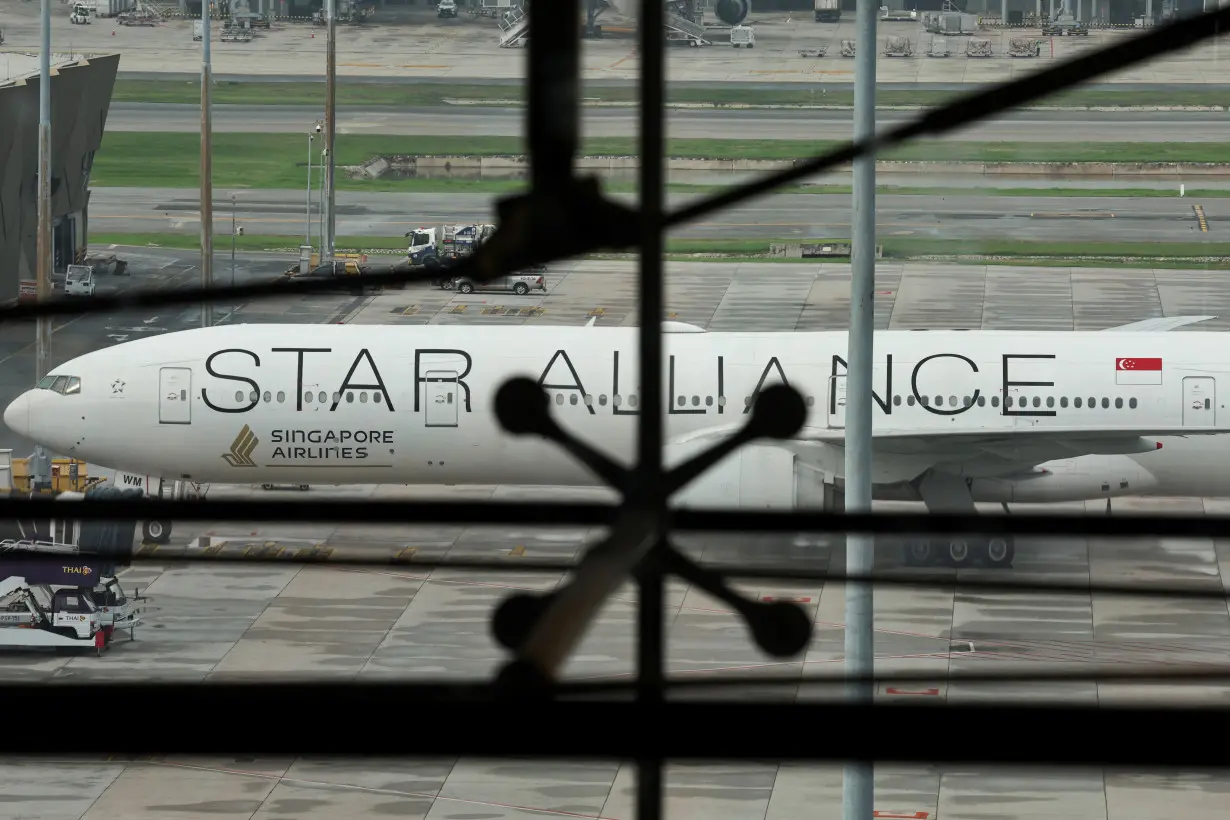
[
  {"left": 885, "top": 687, "right": 940, "bottom": 696},
  {"left": 874, "top": 812, "right": 929, "bottom": 820},
  {"left": 762, "top": 596, "right": 813, "bottom": 603}
]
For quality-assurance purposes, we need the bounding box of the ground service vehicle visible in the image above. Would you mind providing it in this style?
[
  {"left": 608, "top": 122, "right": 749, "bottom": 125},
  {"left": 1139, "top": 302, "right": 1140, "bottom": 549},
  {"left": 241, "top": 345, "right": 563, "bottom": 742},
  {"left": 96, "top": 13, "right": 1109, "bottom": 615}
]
[
  {"left": 450, "top": 272, "right": 547, "bottom": 295},
  {"left": 63, "top": 265, "right": 96, "bottom": 297},
  {"left": 439, "top": 0, "right": 458, "bottom": 16}
]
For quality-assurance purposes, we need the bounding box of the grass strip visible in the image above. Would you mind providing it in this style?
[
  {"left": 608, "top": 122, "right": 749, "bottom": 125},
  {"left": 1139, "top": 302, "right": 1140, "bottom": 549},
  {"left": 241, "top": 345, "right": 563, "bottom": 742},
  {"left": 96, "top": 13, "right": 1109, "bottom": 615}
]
[
  {"left": 112, "top": 79, "right": 1230, "bottom": 110},
  {"left": 91, "top": 232, "right": 1230, "bottom": 263},
  {"left": 90, "top": 133, "right": 1230, "bottom": 190}
]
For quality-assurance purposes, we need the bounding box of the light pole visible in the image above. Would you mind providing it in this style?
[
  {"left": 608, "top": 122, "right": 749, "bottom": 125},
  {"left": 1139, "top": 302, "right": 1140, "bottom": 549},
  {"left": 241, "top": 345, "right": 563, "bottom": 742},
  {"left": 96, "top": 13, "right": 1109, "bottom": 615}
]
[
  {"left": 306, "top": 120, "right": 321, "bottom": 247},
  {"left": 230, "top": 193, "right": 238, "bottom": 289},
  {"left": 318, "top": 146, "right": 327, "bottom": 253}
]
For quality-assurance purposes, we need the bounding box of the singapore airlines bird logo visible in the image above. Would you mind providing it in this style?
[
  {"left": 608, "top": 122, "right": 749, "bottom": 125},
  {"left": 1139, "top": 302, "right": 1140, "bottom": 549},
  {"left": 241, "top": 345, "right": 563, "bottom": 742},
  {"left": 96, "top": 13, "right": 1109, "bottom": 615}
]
[{"left": 223, "top": 425, "right": 259, "bottom": 468}]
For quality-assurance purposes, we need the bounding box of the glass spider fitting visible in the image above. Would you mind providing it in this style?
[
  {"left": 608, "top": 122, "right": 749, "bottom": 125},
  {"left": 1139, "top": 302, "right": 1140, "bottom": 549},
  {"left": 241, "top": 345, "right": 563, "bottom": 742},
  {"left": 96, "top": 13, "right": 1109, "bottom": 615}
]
[{"left": 486, "top": 377, "right": 817, "bottom": 691}]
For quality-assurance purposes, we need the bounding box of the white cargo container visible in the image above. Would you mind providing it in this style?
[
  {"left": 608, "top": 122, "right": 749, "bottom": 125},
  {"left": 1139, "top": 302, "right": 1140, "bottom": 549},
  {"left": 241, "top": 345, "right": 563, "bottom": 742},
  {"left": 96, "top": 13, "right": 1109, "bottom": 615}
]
[{"left": 94, "top": 0, "right": 135, "bottom": 17}]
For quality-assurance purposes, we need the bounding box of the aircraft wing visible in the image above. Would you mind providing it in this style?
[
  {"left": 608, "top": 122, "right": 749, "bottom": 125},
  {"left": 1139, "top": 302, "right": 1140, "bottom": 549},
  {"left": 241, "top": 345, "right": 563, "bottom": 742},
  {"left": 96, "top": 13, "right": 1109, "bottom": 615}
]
[
  {"left": 1102, "top": 315, "right": 1215, "bottom": 332},
  {"left": 669, "top": 424, "right": 1230, "bottom": 485}
]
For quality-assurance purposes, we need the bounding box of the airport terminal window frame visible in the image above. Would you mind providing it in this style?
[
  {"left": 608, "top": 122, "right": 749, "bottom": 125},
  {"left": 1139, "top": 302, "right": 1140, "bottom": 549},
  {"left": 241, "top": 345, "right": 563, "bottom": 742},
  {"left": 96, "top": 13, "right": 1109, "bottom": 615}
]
[{"left": 3, "top": 2, "right": 1230, "bottom": 815}]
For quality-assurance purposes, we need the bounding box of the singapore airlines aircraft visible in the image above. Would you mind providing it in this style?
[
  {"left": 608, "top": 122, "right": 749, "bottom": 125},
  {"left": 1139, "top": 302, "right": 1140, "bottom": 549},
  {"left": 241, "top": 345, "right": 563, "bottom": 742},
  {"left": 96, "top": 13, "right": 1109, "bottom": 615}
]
[{"left": 5, "top": 315, "right": 1228, "bottom": 569}]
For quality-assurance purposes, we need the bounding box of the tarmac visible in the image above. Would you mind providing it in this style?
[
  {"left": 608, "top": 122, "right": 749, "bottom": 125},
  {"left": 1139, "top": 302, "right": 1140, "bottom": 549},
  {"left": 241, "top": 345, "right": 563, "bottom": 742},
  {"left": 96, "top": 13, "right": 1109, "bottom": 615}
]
[
  {"left": 2, "top": 254, "right": 1230, "bottom": 817},
  {"left": 1, "top": 5, "right": 1228, "bottom": 84},
  {"left": 89, "top": 188, "right": 1223, "bottom": 244}
]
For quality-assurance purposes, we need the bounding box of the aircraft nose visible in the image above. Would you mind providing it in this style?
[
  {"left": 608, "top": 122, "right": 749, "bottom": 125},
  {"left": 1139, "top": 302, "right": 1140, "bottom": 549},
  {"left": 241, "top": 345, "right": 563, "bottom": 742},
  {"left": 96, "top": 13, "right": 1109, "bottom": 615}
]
[{"left": 3, "top": 392, "right": 30, "bottom": 438}]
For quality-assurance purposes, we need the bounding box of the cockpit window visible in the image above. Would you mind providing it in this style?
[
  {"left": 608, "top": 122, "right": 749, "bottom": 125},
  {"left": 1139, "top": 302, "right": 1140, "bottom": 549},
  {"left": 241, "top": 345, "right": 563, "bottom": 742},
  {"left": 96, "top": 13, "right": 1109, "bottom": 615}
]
[{"left": 38, "top": 375, "right": 81, "bottom": 395}]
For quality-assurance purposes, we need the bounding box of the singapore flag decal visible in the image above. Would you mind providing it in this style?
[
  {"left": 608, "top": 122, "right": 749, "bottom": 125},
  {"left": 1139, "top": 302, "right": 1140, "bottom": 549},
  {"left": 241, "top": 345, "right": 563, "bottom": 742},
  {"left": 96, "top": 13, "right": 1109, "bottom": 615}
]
[{"left": 1115, "top": 357, "right": 1163, "bottom": 386}]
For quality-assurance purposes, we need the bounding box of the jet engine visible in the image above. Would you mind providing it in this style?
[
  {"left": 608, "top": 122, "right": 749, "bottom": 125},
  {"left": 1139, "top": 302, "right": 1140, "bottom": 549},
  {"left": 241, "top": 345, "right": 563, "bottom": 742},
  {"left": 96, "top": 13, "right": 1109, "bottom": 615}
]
[
  {"left": 669, "top": 440, "right": 796, "bottom": 510},
  {"left": 714, "top": 0, "right": 751, "bottom": 26}
]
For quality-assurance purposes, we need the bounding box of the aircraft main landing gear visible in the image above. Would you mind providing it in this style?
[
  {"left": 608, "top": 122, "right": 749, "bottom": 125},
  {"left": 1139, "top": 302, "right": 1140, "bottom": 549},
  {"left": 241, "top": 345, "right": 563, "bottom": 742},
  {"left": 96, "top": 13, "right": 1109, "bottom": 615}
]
[{"left": 142, "top": 519, "right": 172, "bottom": 545}]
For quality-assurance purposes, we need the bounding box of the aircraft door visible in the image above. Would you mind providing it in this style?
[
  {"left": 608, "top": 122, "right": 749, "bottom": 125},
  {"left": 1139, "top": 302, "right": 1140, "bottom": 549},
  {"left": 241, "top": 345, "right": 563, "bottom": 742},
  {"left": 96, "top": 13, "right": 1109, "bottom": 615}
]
[
  {"left": 158, "top": 367, "right": 192, "bottom": 424},
  {"left": 425, "top": 370, "right": 459, "bottom": 428},
  {"left": 827, "top": 375, "right": 847, "bottom": 429},
  {"left": 1183, "top": 377, "right": 1216, "bottom": 426}
]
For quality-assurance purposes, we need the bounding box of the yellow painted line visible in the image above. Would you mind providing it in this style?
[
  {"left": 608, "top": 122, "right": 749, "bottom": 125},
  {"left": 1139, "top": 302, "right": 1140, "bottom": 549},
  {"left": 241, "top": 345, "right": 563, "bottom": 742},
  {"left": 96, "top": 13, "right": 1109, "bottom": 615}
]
[
  {"left": 397, "top": 64, "right": 450, "bottom": 69},
  {"left": 1194, "top": 204, "right": 1209, "bottom": 233},
  {"left": 451, "top": 304, "right": 467, "bottom": 314},
  {"left": 339, "top": 62, "right": 388, "bottom": 68},
  {"left": 509, "top": 545, "right": 526, "bottom": 557},
  {"left": 394, "top": 547, "right": 417, "bottom": 562},
  {"left": 401, "top": 305, "right": 419, "bottom": 316},
  {"left": 135, "top": 543, "right": 159, "bottom": 557},
  {"left": 608, "top": 50, "right": 637, "bottom": 70},
  {"left": 588, "top": 307, "right": 606, "bottom": 316}
]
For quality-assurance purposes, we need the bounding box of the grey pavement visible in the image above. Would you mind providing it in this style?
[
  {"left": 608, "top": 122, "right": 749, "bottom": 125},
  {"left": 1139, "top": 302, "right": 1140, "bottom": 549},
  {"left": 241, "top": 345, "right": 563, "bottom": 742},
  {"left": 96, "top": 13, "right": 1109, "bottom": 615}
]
[
  {"left": 90, "top": 188, "right": 1223, "bottom": 243},
  {"left": 105, "top": 101, "right": 1230, "bottom": 143},
  {"left": 3, "top": 258, "right": 1230, "bottom": 816}
]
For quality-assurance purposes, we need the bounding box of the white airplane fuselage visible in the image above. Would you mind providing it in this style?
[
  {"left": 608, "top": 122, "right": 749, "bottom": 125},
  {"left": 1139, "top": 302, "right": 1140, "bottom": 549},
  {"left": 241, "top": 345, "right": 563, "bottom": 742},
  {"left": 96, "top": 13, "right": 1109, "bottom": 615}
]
[{"left": 6, "top": 324, "right": 1230, "bottom": 505}]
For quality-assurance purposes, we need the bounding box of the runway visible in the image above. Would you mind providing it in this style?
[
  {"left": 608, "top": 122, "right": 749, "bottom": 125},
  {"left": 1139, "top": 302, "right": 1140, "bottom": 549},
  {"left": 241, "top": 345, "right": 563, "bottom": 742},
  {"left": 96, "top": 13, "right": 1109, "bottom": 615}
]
[
  {"left": 90, "top": 188, "right": 1220, "bottom": 243},
  {"left": 105, "top": 102, "right": 1230, "bottom": 143},
  {"left": 3, "top": 255, "right": 1230, "bottom": 817}
]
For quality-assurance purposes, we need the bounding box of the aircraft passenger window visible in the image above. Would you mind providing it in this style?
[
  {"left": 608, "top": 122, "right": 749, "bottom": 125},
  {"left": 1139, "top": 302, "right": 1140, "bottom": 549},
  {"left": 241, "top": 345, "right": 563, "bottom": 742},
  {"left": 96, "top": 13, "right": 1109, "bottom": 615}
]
[
  {"left": 345, "top": 392, "right": 354, "bottom": 403},
  {"left": 263, "top": 391, "right": 271, "bottom": 403},
  {"left": 962, "top": 396, "right": 971, "bottom": 407},
  {"left": 949, "top": 395, "right": 957, "bottom": 407},
  {"left": 1005, "top": 396, "right": 1013, "bottom": 408},
  {"left": 360, "top": 392, "right": 369, "bottom": 403},
  {"left": 374, "top": 392, "right": 382, "bottom": 403},
  {"left": 629, "top": 395, "right": 639, "bottom": 408},
  {"left": 1129, "top": 398, "right": 1138, "bottom": 409},
  {"left": 277, "top": 391, "right": 286, "bottom": 403},
  {"left": 250, "top": 391, "right": 259, "bottom": 403},
  {"left": 977, "top": 396, "right": 986, "bottom": 407},
  {"left": 304, "top": 391, "right": 314, "bottom": 404},
  {"left": 919, "top": 396, "right": 928, "bottom": 406},
  {"left": 613, "top": 394, "right": 622, "bottom": 407},
  {"left": 1074, "top": 397, "right": 1082, "bottom": 408},
  {"left": 1101, "top": 398, "right": 1109, "bottom": 409},
  {"left": 570, "top": 394, "right": 579, "bottom": 406},
  {"left": 1115, "top": 398, "right": 1123, "bottom": 409},
  {"left": 332, "top": 393, "right": 342, "bottom": 404},
  {"left": 1033, "top": 397, "right": 1041, "bottom": 408},
  {"left": 555, "top": 393, "right": 564, "bottom": 405},
  {"left": 1046, "top": 397, "right": 1054, "bottom": 408},
  {"left": 934, "top": 396, "right": 942, "bottom": 407},
  {"left": 991, "top": 396, "right": 999, "bottom": 407},
  {"left": 1060, "top": 397, "right": 1068, "bottom": 408},
  {"left": 1087, "top": 397, "right": 1095, "bottom": 408},
  {"left": 585, "top": 394, "right": 593, "bottom": 406},
  {"left": 705, "top": 396, "right": 713, "bottom": 407},
  {"left": 893, "top": 395, "right": 901, "bottom": 407},
  {"left": 235, "top": 390, "right": 244, "bottom": 403},
  {"left": 64, "top": 377, "right": 81, "bottom": 395},
  {"left": 692, "top": 395, "right": 701, "bottom": 407},
  {"left": 599, "top": 394, "right": 608, "bottom": 406},
  {"left": 906, "top": 395, "right": 915, "bottom": 406},
  {"left": 718, "top": 396, "right": 726, "bottom": 407},
  {"left": 318, "top": 391, "right": 327, "bottom": 404}
]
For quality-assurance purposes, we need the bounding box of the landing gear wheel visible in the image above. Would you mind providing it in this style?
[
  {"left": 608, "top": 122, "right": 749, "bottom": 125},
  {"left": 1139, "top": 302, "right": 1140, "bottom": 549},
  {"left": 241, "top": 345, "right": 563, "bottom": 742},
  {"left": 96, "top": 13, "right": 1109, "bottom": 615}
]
[
  {"left": 903, "top": 539, "right": 936, "bottom": 566},
  {"left": 984, "top": 536, "right": 1015, "bottom": 569},
  {"left": 143, "top": 520, "right": 172, "bottom": 544},
  {"left": 946, "top": 538, "right": 974, "bottom": 567}
]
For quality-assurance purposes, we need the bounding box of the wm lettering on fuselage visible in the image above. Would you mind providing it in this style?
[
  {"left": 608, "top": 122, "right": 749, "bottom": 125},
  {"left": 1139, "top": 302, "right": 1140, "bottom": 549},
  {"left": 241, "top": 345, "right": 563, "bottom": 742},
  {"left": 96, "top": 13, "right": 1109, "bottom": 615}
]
[
  {"left": 120, "top": 474, "right": 144, "bottom": 488},
  {"left": 198, "top": 346, "right": 1062, "bottom": 422}
]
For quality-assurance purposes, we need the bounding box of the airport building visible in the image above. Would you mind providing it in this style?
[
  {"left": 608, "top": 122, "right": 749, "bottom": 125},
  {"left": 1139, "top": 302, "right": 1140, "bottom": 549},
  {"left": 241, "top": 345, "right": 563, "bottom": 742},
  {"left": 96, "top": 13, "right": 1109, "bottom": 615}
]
[{"left": 0, "top": 52, "right": 119, "bottom": 304}]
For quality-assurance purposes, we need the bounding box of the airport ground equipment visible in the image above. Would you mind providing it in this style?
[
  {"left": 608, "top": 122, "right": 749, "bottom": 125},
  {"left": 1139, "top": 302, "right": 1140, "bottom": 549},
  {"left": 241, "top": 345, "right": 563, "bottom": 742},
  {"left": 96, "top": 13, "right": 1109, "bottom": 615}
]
[
  {"left": 63, "top": 265, "right": 95, "bottom": 297},
  {"left": 798, "top": 45, "right": 829, "bottom": 57},
  {"left": 70, "top": 4, "right": 92, "bottom": 24},
  {"left": 1008, "top": 36, "right": 1041, "bottom": 56},
  {"left": 729, "top": 24, "right": 754, "bottom": 47},
  {"left": 928, "top": 37, "right": 950, "bottom": 56},
  {"left": 966, "top": 37, "right": 993, "bottom": 56},
  {"left": 1042, "top": 0, "right": 1089, "bottom": 34},
  {"left": 0, "top": 540, "right": 145, "bottom": 641},
  {"left": 407, "top": 224, "right": 497, "bottom": 274},
  {"left": 841, "top": 38, "right": 856, "bottom": 56},
  {"left": 884, "top": 35, "right": 914, "bottom": 56},
  {"left": 814, "top": 0, "right": 840, "bottom": 22},
  {"left": 0, "top": 576, "right": 104, "bottom": 652},
  {"left": 498, "top": 3, "right": 529, "bottom": 47},
  {"left": 880, "top": 6, "right": 915, "bottom": 21},
  {"left": 438, "top": 0, "right": 458, "bottom": 17}
]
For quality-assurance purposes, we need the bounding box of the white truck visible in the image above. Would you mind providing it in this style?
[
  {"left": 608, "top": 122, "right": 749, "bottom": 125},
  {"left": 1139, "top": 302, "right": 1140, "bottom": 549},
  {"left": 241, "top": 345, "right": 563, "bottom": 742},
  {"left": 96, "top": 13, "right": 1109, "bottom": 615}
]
[
  {"left": 814, "top": 0, "right": 841, "bottom": 22},
  {"left": 0, "top": 576, "right": 104, "bottom": 651},
  {"left": 406, "top": 223, "right": 497, "bottom": 276},
  {"left": 438, "top": 0, "right": 458, "bottom": 16}
]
